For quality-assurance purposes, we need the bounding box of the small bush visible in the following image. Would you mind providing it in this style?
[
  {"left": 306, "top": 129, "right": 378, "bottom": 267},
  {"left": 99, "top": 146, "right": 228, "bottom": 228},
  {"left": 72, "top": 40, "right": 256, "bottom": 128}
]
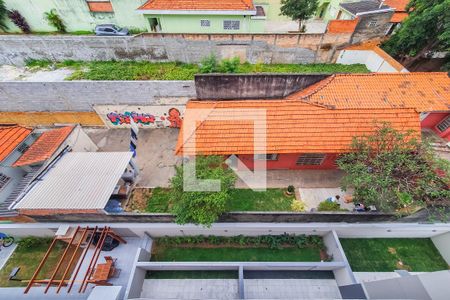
[
  {"left": 218, "top": 57, "right": 240, "bottom": 73},
  {"left": 44, "top": 9, "right": 66, "bottom": 33},
  {"left": 18, "top": 237, "right": 52, "bottom": 250},
  {"left": 199, "top": 54, "right": 219, "bottom": 73},
  {"left": 317, "top": 201, "right": 345, "bottom": 211},
  {"left": 291, "top": 200, "right": 306, "bottom": 212},
  {"left": 8, "top": 10, "right": 30, "bottom": 33},
  {"left": 287, "top": 185, "right": 295, "bottom": 194},
  {"left": 25, "top": 59, "right": 52, "bottom": 68}
]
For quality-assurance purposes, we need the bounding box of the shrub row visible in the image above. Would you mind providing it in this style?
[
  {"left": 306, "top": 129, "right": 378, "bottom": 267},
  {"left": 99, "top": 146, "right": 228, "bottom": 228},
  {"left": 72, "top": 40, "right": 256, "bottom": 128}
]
[{"left": 156, "top": 234, "right": 325, "bottom": 250}]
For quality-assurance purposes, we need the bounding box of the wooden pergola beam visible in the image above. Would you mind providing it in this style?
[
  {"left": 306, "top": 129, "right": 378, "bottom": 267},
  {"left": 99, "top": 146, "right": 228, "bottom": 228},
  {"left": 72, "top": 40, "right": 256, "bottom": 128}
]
[
  {"left": 56, "top": 226, "right": 89, "bottom": 293},
  {"left": 67, "top": 226, "right": 98, "bottom": 293},
  {"left": 24, "top": 237, "right": 58, "bottom": 294},
  {"left": 44, "top": 226, "right": 81, "bottom": 293}
]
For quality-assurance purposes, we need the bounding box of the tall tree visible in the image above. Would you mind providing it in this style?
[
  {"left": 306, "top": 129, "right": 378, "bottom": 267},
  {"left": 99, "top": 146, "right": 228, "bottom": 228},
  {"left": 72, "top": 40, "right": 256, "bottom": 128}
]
[
  {"left": 382, "top": 0, "right": 450, "bottom": 69},
  {"left": 0, "top": 0, "right": 8, "bottom": 31},
  {"left": 279, "top": 0, "right": 319, "bottom": 32}
]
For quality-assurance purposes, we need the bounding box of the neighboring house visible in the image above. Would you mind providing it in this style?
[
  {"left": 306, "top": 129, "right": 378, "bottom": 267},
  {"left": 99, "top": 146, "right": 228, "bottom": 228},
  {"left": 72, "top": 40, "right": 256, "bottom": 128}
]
[
  {"left": 383, "top": 0, "right": 410, "bottom": 35},
  {"left": 0, "top": 125, "right": 98, "bottom": 218},
  {"left": 13, "top": 152, "right": 134, "bottom": 217},
  {"left": 136, "top": 0, "right": 267, "bottom": 33},
  {"left": 176, "top": 73, "right": 450, "bottom": 170}
]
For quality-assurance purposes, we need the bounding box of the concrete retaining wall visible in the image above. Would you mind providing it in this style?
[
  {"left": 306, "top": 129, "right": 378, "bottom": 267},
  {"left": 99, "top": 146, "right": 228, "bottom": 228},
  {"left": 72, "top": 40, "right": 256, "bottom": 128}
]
[
  {"left": 432, "top": 232, "right": 450, "bottom": 264},
  {"left": 0, "top": 33, "right": 353, "bottom": 66},
  {"left": 27, "top": 211, "right": 397, "bottom": 223},
  {"left": 0, "top": 81, "right": 195, "bottom": 112}
]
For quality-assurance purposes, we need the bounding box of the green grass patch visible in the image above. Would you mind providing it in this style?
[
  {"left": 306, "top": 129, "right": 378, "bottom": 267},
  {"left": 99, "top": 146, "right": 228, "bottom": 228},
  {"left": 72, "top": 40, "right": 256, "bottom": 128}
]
[
  {"left": 0, "top": 238, "right": 81, "bottom": 287},
  {"left": 24, "top": 60, "right": 369, "bottom": 81},
  {"left": 340, "top": 238, "right": 449, "bottom": 272},
  {"left": 227, "top": 188, "right": 295, "bottom": 211},
  {"left": 146, "top": 270, "right": 238, "bottom": 279},
  {"left": 146, "top": 188, "right": 173, "bottom": 213},
  {"left": 144, "top": 188, "right": 296, "bottom": 212},
  {"left": 152, "top": 245, "right": 321, "bottom": 262}
]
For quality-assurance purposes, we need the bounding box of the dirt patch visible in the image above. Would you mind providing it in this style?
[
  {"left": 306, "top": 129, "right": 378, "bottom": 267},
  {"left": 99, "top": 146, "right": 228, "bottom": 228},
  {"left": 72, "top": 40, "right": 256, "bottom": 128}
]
[
  {"left": 388, "top": 247, "right": 397, "bottom": 254},
  {"left": 126, "top": 188, "right": 152, "bottom": 212}
]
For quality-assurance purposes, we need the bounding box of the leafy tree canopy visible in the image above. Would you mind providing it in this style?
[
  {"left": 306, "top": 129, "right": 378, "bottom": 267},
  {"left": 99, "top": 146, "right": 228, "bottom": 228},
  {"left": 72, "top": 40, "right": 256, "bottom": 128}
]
[
  {"left": 170, "top": 155, "right": 236, "bottom": 226},
  {"left": 382, "top": 0, "right": 450, "bottom": 68},
  {"left": 337, "top": 123, "right": 450, "bottom": 213},
  {"left": 0, "top": 0, "right": 8, "bottom": 31},
  {"left": 279, "top": 0, "right": 319, "bottom": 31}
]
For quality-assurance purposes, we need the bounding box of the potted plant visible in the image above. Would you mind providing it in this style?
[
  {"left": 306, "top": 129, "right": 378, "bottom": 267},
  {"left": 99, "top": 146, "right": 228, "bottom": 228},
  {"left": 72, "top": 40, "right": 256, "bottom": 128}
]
[{"left": 285, "top": 185, "right": 295, "bottom": 196}]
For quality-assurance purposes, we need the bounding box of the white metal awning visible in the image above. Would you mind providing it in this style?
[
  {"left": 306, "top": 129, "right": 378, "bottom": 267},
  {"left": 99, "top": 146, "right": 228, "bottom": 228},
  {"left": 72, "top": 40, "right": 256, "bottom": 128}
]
[{"left": 14, "top": 152, "right": 133, "bottom": 210}]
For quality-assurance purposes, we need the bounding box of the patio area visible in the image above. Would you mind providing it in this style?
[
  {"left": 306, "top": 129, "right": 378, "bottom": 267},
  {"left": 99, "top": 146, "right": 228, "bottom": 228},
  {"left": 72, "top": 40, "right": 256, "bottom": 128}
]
[{"left": 298, "top": 188, "right": 355, "bottom": 212}]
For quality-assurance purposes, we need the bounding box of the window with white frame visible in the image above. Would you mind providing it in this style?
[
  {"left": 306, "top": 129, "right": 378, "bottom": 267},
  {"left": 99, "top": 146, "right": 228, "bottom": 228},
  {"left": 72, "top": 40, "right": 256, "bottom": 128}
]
[
  {"left": 223, "top": 20, "right": 240, "bottom": 30},
  {"left": 200, "top": 20, "right": 210, "bottom": 27},
  {"left": 0, "top": 173, "right": 11, "bottom": 191},
  {"left": 437, "top": 116, "right": 450, "bottom": 132},
  {"left": 255, "top": 154, "right": 278, "bottom": 161},
  {"left": 296, "top": 153, "right": 326, "bottom": 165}
]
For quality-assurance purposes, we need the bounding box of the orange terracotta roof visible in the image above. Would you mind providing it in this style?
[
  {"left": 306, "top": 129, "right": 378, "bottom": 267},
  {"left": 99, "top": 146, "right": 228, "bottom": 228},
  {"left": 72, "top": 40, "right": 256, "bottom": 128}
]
[
  {"left": 176, "top": 100, "right": 420, "bottom": 155},
  {"left": 390, "top": 12, "right": 408, "bottom": 22},
  {"left": 327, "top": 19, "right": 359, "bottom": 34},
  {"left": 138, "top": 0, "right": 254, "bottom": 11},
  {"left": 383, "top": 0, "right": 409, "bottom": 12},
  {"left": 345, "top": 41, "right": 405, "bottom": 71},
  {"left": 13, "top": 126, "right": 73, "bottom": 167},
  {"left": 0, "top": 125, "right": 32, "bottom": 162},
  {"left": 287, "top": 73, "right": 450, "bottom": 112},
  {"left": 87, "top": 1, "right": 114, "bottom": 13}
]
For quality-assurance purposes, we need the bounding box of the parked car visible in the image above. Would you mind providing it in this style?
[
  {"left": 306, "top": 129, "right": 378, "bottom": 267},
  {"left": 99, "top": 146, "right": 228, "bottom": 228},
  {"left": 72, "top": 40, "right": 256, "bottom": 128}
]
[{"left": 95, "top": 24, "right": 129, "bottom": 36}]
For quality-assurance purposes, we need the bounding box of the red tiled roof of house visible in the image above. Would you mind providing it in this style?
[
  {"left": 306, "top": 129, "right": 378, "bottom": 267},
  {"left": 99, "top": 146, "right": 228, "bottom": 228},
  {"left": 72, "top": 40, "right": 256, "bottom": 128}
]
[
  {"left": 138, "top": 0, "right": 254, "bottom": 11},
  {"left": 345, "top": 41, "right": 406, "bottom": 71},
  {"left": 390, "top": 12, "right": 408, "bottom": 23},
  {"left": 0, "top": 125, "right": 32, "bottom": 162},
  {"left": 287, "top": 73, "right": 450, "bottom": 112},
  {"left": 327, "top": 19, "right": 359, "bottom": 33},
  {"left": 13, "top": 126, "right": 74, "bottom": 167},
  {"left": 176, "top": 100, "right": 420, "bottom": 155},
  {"left": 383, "top": 0, "right": 409, "bottom": 12},
  {"left": 87, "top": 1, "right": 114, "bottom": 13}
]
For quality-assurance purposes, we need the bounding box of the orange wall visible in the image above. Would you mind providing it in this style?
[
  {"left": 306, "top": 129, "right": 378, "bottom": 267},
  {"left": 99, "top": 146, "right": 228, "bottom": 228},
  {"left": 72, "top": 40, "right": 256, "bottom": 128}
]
[{"left": 237, "top": 153, "right": 339, "bottom": 170}]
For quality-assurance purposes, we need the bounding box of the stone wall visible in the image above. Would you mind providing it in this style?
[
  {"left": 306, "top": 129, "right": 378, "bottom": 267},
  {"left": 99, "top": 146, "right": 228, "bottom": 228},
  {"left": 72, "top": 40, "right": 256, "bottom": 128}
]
[
  {"left": 0, "top": 81, "right": 195, "bottom": 111},
  {"left": 0, "top": 32, "right": 353, "bottom": 66}
]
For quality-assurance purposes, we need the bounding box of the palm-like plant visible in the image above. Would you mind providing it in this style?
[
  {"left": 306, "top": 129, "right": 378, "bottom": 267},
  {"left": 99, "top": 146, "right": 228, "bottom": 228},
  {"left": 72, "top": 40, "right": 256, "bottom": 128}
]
[
  {"left": 0, "top": 0, "right": 8, "bottom": 31},
  {"left": 44, "top": 9, "right": 66, "bottom": 33},
  {"left": 8, "top": 10, "right": 30, "bottom": 33}
]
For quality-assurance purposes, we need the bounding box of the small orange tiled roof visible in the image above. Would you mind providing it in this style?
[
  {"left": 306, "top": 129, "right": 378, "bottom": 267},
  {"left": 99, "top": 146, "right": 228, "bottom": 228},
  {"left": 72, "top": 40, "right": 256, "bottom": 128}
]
[
  {"left": 327, "top": 19, "right": 359, "bottom": 34},
  {"left": 287, "top": 73, "right": 450, "bottom": 112},
  {"left": 87, "top": 1, "right": 114, "bottom": 13},
  {"left": 0, "top": 125, "right": 32, "bottom": 162},
  {"left": 13, "top": 126, "right": 74, "bottom": 167},
  {"left": 390, "top": 12, "right": 408, "bottom": 23},
  {"left": 138, "top": 0, "right": 254, "bottom": 11},
  {"left": 176, "top": 100, "right": 420, "bottom": 155},
  {"left": 384, "top": 0, "right": 409, "bottom": 12}
]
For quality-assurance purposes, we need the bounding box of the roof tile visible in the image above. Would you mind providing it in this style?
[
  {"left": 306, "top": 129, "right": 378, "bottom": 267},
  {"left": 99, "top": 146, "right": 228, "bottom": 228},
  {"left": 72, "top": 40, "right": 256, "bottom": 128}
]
[
  {"left": 138, "top": 0, "right": 254, "bottom": 11},
  {"left": 0, "top": 125, "right": 32, "bottom": 162},
  {"left": 13, "top": 126, "right": 73, "bottom": 167}
]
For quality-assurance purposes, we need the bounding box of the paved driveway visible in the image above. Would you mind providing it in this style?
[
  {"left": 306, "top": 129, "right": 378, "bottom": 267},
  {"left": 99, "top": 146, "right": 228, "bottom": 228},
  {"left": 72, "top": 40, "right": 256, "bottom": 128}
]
[{"left": 85, "top": 128, "right": 181, "bottom": 188}]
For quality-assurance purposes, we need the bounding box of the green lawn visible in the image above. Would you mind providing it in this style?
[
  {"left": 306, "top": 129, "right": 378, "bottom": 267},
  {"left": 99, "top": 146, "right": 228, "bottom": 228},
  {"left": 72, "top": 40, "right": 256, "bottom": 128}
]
[
  {"left": 146, "top": 270, "right": 238, "bottom": 279},
  {"left": 0, "top": 239, "right": 79, "bottom": 287},
  {"left": 340, "top": 238, "right": 449, "bottom": 272},
  {"left": 25, "top": 60, "right": 369, "bottom": 81},
  {"left": 145, "top": 188, "right": 295, "bottom": 212},
  {"left": 227, "top": 188, "right": 295, "bottom": 211},
  {"left": 152, "top": 245, "right": 321, "bottom": 262}
]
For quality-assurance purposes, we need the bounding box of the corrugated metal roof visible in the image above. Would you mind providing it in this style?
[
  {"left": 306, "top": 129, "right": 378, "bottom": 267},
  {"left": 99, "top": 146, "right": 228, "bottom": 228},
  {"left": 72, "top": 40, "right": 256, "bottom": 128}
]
[{"left": 14, "top": 152, "right": 133, "bottom": 210}]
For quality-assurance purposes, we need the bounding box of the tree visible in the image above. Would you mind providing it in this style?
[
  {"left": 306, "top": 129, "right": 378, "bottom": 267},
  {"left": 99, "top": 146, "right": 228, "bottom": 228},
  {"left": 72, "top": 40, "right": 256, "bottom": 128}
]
[
  {"left": 337, "top": 123, "right": 450, "bottom": 213},
  {"left": 279, "top": 0, "right": 319, "bottom": 32},
  {"left": 44, "top": 9, "right": 66, "bottom": 33},
  {"left": 8, "top": 10, "right": 30, "bottom": 33},
  {"left": 382, "top": 0, "right": 450, "bottom": 69},
  {"left": 170, "top": 155, "right": 236, "bottom": 226},
  {"left": 0, "top": 0, "right": 8, "bottom": 31}
]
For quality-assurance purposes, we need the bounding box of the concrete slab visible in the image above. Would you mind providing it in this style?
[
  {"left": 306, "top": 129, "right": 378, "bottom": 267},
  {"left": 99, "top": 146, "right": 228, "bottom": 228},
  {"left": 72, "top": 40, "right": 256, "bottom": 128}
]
[
  {"left": 298, "top": 188, "right": 355, "bottom": 211},
  {"left": 84, "top": 128, "right": 182, "bottom": 188},
  {"left": 244, "top": 279, "right": 342, "bottom": 299},
  {"left": 140, "top": 279, "right": 240, "bottom": 299}
]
